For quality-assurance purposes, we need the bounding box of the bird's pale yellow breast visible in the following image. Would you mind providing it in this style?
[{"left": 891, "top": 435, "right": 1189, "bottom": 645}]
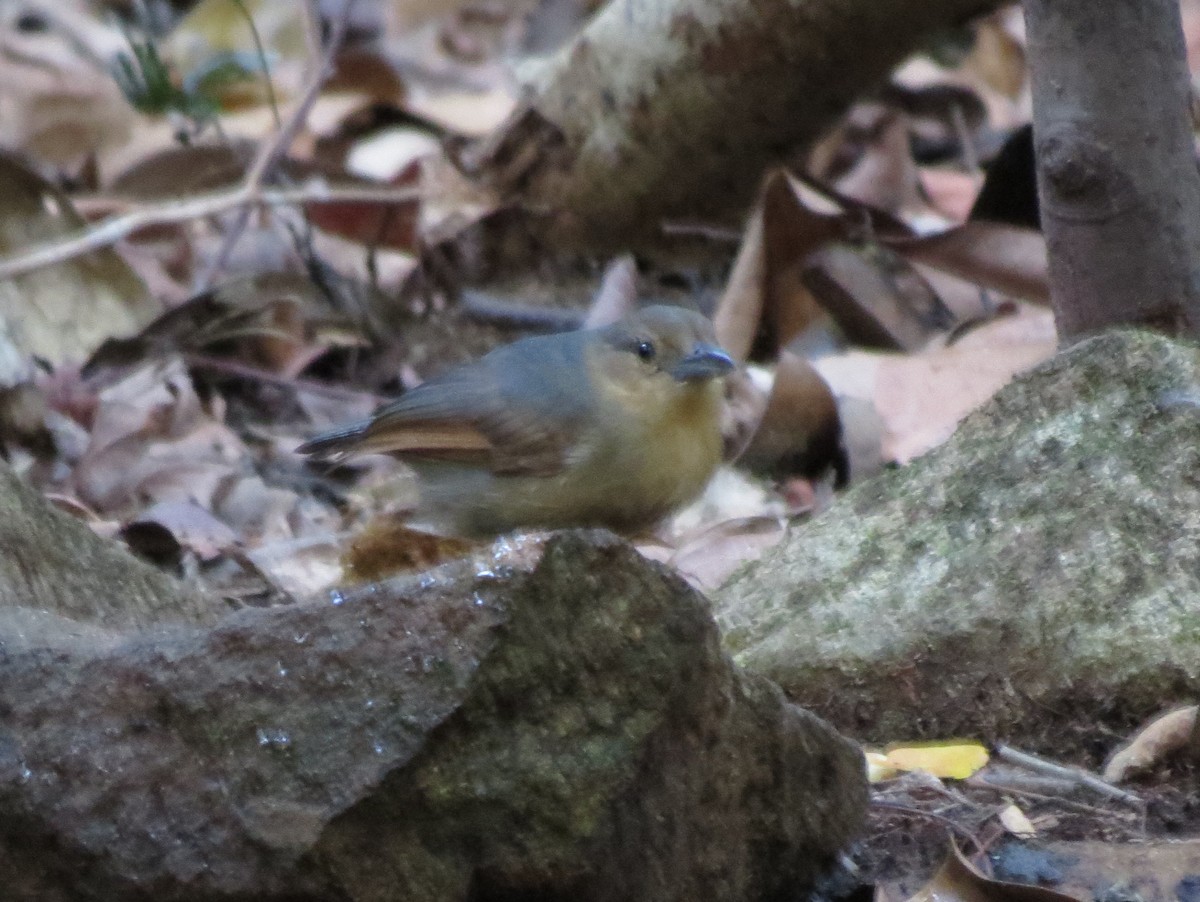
[{"left": 582, "top": 345, "right": 725, "bottom": 516}]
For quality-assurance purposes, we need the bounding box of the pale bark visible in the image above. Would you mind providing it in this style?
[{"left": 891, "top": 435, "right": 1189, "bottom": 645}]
[
  {"left": 1024, "top": 0, "right": 1200, "bottom": 340},
  {"left": 474, "top": 0, "right": 1000, "bottom": 251}
]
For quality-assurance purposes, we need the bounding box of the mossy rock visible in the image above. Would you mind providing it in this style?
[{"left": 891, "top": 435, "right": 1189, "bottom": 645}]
[{"left": 716, "top": 331, "right": 1200, "bottom": 757}]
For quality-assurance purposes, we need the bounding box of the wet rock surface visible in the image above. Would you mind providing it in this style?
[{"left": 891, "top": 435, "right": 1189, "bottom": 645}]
[{"left": 0, "top": 524, "right": 865, "bottom": 901}]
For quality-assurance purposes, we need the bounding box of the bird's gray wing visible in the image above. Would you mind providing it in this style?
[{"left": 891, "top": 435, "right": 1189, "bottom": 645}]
[{"left": 306, "top": 331, "right": 596, "bottom": 477}]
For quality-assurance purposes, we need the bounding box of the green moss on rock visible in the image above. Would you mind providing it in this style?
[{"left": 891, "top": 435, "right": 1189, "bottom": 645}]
[{"left": 716, "top": 331, "right": 1200, "bottom": 755}]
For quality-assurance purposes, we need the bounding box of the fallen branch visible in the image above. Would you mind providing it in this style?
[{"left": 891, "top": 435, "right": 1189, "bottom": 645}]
[
  {"left": 994, "top": 744, "right": 1144, "bottom": 807},
  {"left": 965, "top": 776, "right": 1142, "bottom": 821},
  {"left": 0, "top": 184, "right": 422, "bottom": 281},
  {"left": 465, "top": 0, "right": 1001, "bottom": 251}
]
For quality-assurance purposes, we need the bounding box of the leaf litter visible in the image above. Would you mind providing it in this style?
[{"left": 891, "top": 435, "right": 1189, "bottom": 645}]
[{"left": 0, "top": 0, "right": 1196, "bottom": 894}]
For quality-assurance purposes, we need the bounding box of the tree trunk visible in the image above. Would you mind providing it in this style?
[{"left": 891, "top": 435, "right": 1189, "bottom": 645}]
[
  {"left": 468, "top": 0, "right": 1000, "bottom": 253},
  {"left": 1024, "top": 0, "right": 1200, "bottom": 340}
]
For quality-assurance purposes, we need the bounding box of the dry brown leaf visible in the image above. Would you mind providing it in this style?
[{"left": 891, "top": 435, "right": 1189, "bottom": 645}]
[
  {"left": 965, "top": 10, "right": 1028, "bottom": 100},
  {"left": 405, "top": 86, "right": 518, "bottom": 138},
  {"left": 0, "top": 380, "right": 52, "bottom": 456},
  {"left": 245, "top": 534, "right": 345, "bottom": 600},
  {"left": 1103, "top": 704, "right": 1199, "bottom": 783},
  {"left": 0, "top": 152, "right": 155, "bottom": 365},
  {"left": 907, "top": 843, "right": 1081, "bottom": 902},
  {"left": 107, "top": 142, "right": 423, "bottom": 253},
  {"left": 323, "top": 48, "right": 409, "bottom": 106},
  {"left": 343, "top": 126, "right": 441, "bottom": 181},
  {"left": 713, "top": 204, "right": 769, "bottom": 362},
  {"left": 714, "top": 168, "right": 1049, "bottom": 370},
  {"left": 721, "top": 367, "right": 770, "bottom": 463},
  {"left": 213, "top": 475, "right": 304, "bottom": 545},
  {"left": 637, "top": 467, "right": 787, "bottom": 590},
  {"left": 83, "top": 358, "right": 203, "bottom": 448},
  {"left": 0, "top": 6, "right": 132, "bottom": 163},
  {"left": 85, "top": 271, "right": 368, "bottom": 376},
  {"left": 582, "top": 255, "right": 639, "bottom": 328},
  {"left": 895, "top": 222, "right": 1050, "bottom": 306},
  {"left": 814, "top": 306, "right": 1056, "bottom": 464},
  {"left": 342, "top": 515, "right": 475, "bottom": 583},
  {"left": 122, "top": 499, "right": 240, "bottom": 562},
  {"left": 664, "top": 515, "right": 787, "bottom": 593},
  {"left": 76, "top": 424, "right": 244, "bottom": 514},
  {"left": 832, "top": 107, "right": 924, "bottom": 216},
  {"left": 107, "top": 143, "right": 256, "bottom": 200},
  {"left": 302, "top": 162, "right": 422, "bottom": 253},
  {"left": 72, "top": 358, "right": 246, "bottom": 512},
  {"left": 920, "top": 168, "right": 983, "bottom": 222},
  {"left": 738, "top": 352, "right": 846, "bottom": 485},
  {"left": 997, "top": 803, "right": 1037, "bottom": 839},
  {"left": 891, "top": 47, "right": 1025, "bottom": 139},
  {"left": 713, "top": 172, "right": 842, "bottom": 360},
  {"left": 802, "top": 243, "right": 955, "bottom": 352}
]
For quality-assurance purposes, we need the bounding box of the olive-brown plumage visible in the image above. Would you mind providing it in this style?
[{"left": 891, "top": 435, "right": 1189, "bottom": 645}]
[{"left": 299, "top": 306, "right": 734, "bottom": 536}]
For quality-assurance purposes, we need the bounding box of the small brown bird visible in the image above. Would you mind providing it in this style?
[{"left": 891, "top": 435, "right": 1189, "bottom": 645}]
[{"left": 299, "top": 306, "right": 734, "bottom": 536}]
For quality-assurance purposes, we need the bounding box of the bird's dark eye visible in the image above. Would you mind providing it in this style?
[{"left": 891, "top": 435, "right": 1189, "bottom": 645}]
[{"left": 635, "top": 340, "right": 656, "bottom": 360}]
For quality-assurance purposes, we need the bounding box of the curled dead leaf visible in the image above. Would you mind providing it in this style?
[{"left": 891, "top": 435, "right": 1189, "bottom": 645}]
[
  {"left": 908, "top": 842, "right": 1081, "bottom": 902},
  {"left": 997, "top": 803, "right": 1037, "bottom": 839},
  {"left": 738, "top": 352, "right": 847, "bottom": 486},
  {"left": 122, "top": 499, "right": 240, "bottom": 563},
  {"left": 1103, "top": 704, "right": 1199, "bottom": 783},
  {"left": 801, "top": 243, "right": 955, "bottom": 352},
  {"left": 712, "top": 167, "right": 1049, "bottom": 374}
]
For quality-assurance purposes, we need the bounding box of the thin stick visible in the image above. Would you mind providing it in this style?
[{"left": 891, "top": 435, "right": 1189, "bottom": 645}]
[
  {"left": 459, "top": 291, "right": 584, "bottom": 332},
  {"left": 964, "top": 777, "right": 1141, "bottom": 821},
  {"left": 196, "top": 0, "right": 356, "bottom": 289},
  {"left": 869, "top": 799, "right": 986, "bottom": 854},
  {"left": 0, "top": 184, "right": 421, "bottom": 281},
  {"left": 73, "top": 185, "right": 423, "bottom": 220},
  {"left": 994, "top": 744, "right": 1144, "bottom": 807},
  {"left": 659, "top": 220, "right": 743, "bottom": 243}
]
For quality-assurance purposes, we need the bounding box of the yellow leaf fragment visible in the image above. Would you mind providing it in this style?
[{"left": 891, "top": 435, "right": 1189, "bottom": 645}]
[
  {"left": 884, "top": 741, "right": 989, "bottom": 780},
  {"left": 865, "top": 750, "right": 900, "bottom": 783}
]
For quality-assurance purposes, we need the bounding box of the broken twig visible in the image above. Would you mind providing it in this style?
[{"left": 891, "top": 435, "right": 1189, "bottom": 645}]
[{"left": 994, "top": 744, "right": 1144, "bottom": 807}]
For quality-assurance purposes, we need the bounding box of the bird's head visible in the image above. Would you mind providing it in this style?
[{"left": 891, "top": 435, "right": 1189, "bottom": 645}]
[{"left": 596, "top": 305, "right": 735, "bottom": 387}]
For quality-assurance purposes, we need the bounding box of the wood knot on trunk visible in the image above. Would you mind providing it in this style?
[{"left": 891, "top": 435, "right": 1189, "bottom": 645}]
[{"left": 1037, "top": 128, "right": 1135, "bottom": 222}]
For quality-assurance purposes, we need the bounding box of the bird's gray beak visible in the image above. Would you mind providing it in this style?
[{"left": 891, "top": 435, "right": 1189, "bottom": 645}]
[{"left": 671, "top": 344, "right": 735, "bottom": 382}]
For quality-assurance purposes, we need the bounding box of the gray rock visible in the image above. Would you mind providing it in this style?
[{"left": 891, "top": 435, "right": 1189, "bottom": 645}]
[
  {"left": 0, "top": 462, "right": 219, "bottom": 627},
  {"left": 0, "top": 527, "right": 865, "bottom": 900},
  {"left": 717, "top": 331, "right": 1200, "bottom": 751}
]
